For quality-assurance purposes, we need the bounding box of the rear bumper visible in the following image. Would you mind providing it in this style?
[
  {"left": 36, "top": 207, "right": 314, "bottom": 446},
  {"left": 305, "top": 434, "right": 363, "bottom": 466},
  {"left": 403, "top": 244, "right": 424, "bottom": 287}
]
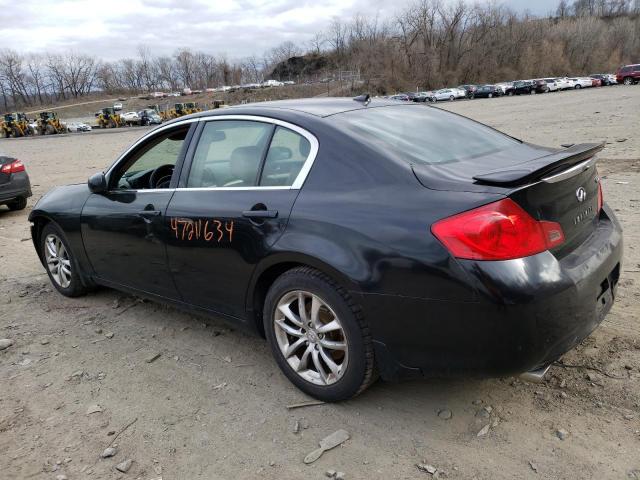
[
  {"left": 363, "top": 205, "right": 623, "bottom": 381},
  {"left": 0, "top": 172, "right": 32, "bottom": 203}
]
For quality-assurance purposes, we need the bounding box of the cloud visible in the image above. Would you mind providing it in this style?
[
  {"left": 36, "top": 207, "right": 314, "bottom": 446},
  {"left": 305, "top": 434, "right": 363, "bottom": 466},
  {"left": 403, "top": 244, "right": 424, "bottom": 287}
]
[{"left": 0, "top": 0, "right": 558, "bottom": 61}]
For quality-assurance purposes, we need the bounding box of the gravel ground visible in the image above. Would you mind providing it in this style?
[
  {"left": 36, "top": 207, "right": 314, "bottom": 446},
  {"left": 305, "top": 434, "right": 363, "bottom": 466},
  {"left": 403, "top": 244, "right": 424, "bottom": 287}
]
[{"left": 1, "top": 86, "right": 639, "bottom": 480}]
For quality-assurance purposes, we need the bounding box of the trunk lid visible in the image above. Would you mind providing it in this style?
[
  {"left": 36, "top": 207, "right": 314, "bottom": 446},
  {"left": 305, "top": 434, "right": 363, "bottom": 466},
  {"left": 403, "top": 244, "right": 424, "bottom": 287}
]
[{"left": 413, "top": 143, "right": 604, "bottom": 255}]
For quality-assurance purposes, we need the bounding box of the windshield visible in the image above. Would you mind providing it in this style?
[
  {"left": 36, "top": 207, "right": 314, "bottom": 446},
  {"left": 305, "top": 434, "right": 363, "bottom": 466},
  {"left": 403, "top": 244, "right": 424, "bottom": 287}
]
[{"left": 334, "top": 105, "right": 519, "bottom": 165}]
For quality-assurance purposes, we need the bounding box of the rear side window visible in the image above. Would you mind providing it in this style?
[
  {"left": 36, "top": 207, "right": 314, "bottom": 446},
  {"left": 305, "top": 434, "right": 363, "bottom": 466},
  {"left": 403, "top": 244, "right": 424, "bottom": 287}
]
[
  {"left": 260, "top": 127, "right": 311, "bottom": 186},
  {"left": 187, "top": 120, "right": 273, "bottom": 188},
  {"left": 334, "top": 105, "right": 519, "bottom": 165}
]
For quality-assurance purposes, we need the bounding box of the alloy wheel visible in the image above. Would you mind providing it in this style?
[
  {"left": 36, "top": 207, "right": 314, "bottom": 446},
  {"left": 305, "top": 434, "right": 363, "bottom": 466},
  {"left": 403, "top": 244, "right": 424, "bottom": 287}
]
[
  {"left": 44, "top": 234, "right": 72, "bottom": 288},
  {"left": 273, "top": 290, "right": 348, "bottom": 386}
]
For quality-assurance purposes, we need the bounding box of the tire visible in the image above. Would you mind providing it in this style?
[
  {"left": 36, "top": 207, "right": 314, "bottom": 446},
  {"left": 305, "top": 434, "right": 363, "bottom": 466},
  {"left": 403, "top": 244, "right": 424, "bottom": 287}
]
[
  {"left": 449, "top": 95, "right": 454, "bottom": 101},
  {"left": 488, "top": 93, "right": 493, "bottom": 98},
  {"left": 40, "top": 223, "right": 87, "bottom": 297},
  {"left": 508, "top": 91, "right": 514, "bottom": 96},
  {"left": 263, "top": 267, "right": 376, "bottom": 402},
  {"left": 623, "top": 77, "right": 633, "bottom": 85},
  {"left": 575, "top": 84, "right": 581, "bottom": 89},
  {"left": 7, "top": 197, "right": 27, "bottom": 211}
]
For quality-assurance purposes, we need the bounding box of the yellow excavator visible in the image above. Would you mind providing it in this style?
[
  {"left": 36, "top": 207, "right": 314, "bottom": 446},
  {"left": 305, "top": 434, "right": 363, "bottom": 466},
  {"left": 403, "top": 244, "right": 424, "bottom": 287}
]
[
  {"left": 37, "top": 112, "right": 66, "bottom": 135},
  {"left": 170, "top": 103, "right": 186, "bottom": 119},
  {"left": 1, "top": 112, "right": 34, "bottom": 137},
  {"left": 96, "top": 107, "right": 123, "bottom": 129},
  {"left": 183, "top": 102, "right": 202, "bottom": 115}
]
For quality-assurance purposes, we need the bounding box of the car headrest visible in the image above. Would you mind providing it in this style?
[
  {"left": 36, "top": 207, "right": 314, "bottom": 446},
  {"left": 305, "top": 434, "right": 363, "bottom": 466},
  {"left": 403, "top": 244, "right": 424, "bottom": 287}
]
[{"left": 230, "top": 146, "right": 261, "bottom": 184}]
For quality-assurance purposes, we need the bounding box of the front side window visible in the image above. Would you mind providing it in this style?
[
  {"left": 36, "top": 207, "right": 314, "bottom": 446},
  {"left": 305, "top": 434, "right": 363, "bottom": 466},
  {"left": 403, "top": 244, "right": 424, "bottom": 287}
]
[
  {"left": 187, "top": 120, "right": 273, "bottom": 188},
  {"left": 112, "top": 127, "right": 188, "bottom": 190}
]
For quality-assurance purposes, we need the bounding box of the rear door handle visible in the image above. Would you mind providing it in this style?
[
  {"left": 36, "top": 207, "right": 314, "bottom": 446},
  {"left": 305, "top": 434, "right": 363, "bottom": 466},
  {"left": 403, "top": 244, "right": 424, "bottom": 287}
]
[{"left": 242, "top": 209, "right": 278, "bottom": 219}]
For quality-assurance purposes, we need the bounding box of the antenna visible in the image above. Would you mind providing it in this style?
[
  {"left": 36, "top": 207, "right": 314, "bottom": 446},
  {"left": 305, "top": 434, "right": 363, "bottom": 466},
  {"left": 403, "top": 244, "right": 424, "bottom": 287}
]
[{"left": 353, "top": 94, "right": 371, "bottom": 105}]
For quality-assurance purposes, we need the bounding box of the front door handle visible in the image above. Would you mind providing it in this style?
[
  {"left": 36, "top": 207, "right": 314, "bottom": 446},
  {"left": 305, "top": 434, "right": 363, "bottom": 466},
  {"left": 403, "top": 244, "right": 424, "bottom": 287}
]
[{"left": 242, "top": 209, "right": 278, "bottom": 219}]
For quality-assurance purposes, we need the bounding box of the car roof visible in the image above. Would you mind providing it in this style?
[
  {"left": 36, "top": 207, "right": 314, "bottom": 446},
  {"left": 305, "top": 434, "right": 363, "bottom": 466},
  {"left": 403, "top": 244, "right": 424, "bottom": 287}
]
[{"left": 184, "top": 97, "right": 404, "bottom": 119}]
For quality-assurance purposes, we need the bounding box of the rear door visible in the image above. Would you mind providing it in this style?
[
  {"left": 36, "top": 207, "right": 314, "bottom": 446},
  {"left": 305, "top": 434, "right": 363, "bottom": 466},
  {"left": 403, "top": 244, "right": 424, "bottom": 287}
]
[{"left": 165, "top": 116, "right": 317, "bottom": 319}]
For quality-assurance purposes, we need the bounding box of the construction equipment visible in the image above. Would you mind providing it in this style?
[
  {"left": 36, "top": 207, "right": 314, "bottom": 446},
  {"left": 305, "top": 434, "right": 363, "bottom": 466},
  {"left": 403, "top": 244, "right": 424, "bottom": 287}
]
[
  {"left": 1, "top": 113, "right": 34, "bottom": 137},
  {"left": 183, "top": 102, "right": 202, "bottom": 115},
  {"left": 37, "top": 112, "right": 66, "bottom": 135},
  {"left": 171, "top": 103, "right": 186, "bottom": 119},
  {"left": 95, "top": 107, "right": 123, "bottom": 129}
]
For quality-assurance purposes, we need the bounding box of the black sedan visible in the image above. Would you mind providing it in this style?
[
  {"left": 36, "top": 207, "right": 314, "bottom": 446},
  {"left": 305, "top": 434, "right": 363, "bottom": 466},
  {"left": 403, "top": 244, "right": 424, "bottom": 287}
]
[
  {"left": 29, "top": 98, "right": 622, "bottom": 401},
  {"left": 1, "top": 154, "right": 31, "bottom": 211},
  {"left": 473, "top": 85, "right": 502, "bottom": 98}
]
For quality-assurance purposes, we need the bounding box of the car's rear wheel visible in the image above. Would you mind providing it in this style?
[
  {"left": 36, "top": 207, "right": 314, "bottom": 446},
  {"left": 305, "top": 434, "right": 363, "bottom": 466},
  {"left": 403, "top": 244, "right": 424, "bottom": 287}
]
[
  {"left": 623, "top": 77, "right": 633, "bottom": 85},
  {"left": 41, "top": 223, "right": 87, "bottom": 297},
  {"left": 7, "top": 197, "right": 27, "bottom": 211},
  {"left": 264, "top": 267, "right": 376, "bottom": 402},
  {"left": 575, "top": 84, "right": 581, "bottom": 89},
  {"left": 488, "top": 93, "right": 493, "bottom": 98}
]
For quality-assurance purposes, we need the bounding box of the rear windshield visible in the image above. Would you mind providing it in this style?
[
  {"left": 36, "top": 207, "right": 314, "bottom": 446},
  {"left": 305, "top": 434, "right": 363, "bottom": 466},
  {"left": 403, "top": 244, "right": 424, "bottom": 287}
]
[{"left": 334, "top": 105, "right": 519, "bottom": 165}]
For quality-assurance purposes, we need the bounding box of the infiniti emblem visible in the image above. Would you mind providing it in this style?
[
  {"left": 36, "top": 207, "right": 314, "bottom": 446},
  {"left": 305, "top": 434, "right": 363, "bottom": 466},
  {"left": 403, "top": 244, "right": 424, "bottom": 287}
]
[{"left": 576, "top": 187, "right": 587, "bottom": 203}]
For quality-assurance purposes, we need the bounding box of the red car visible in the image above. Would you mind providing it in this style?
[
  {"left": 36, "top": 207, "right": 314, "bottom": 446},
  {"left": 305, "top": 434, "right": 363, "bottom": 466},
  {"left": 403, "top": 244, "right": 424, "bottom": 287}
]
[{"left": 616, "top": 64, "right": 640, "bottom": 85}]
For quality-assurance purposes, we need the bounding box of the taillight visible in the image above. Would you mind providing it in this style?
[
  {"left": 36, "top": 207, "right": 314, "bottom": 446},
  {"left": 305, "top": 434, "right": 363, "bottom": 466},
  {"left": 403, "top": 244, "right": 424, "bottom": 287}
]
[
  {"left": 1, "top": 159, "right": 25, "bottom": 174},
  {"left": 597, "top": 181, "right": 603, "bottom": 212},
  {"left": 431, "top": 198, "right": 565, "bottom": 261}
]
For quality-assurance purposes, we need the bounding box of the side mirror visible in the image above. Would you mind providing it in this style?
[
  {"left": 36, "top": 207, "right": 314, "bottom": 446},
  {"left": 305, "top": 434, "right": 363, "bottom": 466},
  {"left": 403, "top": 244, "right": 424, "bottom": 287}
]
[{"left": 88, "top": 172, "right": 107, "bottom": 194}]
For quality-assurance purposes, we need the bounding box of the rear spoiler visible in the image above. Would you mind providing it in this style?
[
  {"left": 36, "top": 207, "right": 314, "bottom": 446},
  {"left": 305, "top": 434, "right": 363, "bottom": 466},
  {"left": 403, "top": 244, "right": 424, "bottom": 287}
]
[{"left": 473, "top": 143, "right": 604, "bottom": 186}]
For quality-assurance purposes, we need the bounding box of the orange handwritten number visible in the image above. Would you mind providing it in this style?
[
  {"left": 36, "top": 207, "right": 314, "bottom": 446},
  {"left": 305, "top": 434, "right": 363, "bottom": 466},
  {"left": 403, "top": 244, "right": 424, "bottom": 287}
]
[
  {"left": 204, "top": 220, "right": 213, "bottom": 241},
  {"left": 214, "top": 220, "right": 223, "bottom": 242},
  {"left": 170, "top": 218, "right": 178, "bottom": 239},
  {"left": 225, "top": 221, "right": 234, "bottom": 242}
]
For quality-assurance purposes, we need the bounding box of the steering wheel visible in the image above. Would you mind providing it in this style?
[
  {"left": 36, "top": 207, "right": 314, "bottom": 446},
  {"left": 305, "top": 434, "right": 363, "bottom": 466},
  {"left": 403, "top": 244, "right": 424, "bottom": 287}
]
[{"left": 149, "top": 164, "right": 174, "bottom": 189}]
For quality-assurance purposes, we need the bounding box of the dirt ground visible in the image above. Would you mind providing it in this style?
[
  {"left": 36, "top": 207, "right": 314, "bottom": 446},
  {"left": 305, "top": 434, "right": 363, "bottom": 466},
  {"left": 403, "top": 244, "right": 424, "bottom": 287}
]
[{"left": 1, "top": 86, "right": 639, "bottom": 480}]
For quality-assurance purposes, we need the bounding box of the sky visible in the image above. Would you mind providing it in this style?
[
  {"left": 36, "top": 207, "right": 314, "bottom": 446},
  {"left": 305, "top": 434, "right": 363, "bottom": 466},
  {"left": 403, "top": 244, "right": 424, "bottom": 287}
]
[{"left": 0, "top": 0, "right": 560, "bottom": 61}]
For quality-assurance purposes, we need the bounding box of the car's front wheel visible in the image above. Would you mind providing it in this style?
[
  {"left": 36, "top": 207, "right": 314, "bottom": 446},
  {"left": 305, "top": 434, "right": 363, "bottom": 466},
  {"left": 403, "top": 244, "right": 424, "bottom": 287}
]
[
  {"left": 41, "top": 223, "right": 87, "bottom": 297},
  {"left": 623, "top": 77, "right": 633, "bottom": 85},
  {"left": 264, "top": 267, "right": 376, "bottom": 402}
]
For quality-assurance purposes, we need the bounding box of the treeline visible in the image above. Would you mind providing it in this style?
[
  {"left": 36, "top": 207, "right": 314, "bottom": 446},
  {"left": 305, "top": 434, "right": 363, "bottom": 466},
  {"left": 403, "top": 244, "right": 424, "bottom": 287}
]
[{"left": 1, "top": 0, "right": 639, "bottom": 110}]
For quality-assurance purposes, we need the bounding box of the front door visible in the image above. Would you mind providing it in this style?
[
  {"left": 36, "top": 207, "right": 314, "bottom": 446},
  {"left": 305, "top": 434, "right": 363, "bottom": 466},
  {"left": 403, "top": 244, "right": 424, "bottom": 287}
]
[
  {"left": 81, "top": 124, "right": 193, "bottom": 298},
  {"left": 166, "top": 118, "right": 316, "bottom": 318}
]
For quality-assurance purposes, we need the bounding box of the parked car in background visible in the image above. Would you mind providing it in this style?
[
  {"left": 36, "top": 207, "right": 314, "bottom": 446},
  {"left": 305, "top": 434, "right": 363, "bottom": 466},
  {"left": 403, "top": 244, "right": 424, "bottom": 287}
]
[
  {"left": 138, "top": 109, "right": 162, "bottom": 126},
  {"left": 113, "top": 103, "right": 123, "bottom": 111},
  {"left": 591, "top": 77, "right": 602, "bottom": 87},
  {"left": 457, "top": 85, "right": 478, "bottom": 98},
  {"left": 121, "top": 111, "right": 141, "bottom": 126},
  {"left": 0, "top": 154, "right": 31, "bottom": 211},
  {"left": 430, "top": 89, "right": 457, "bottom": 101},
  {"left": 590, "top": 74, "right": 612, "bottom": 86},
  {"left": 414, "top": 91, "right": 433, "bottom": 102},
  {"left": 569, "top": 77, "right": 593, "bottom": 89},
  {"left": 533, "top": 79, "right": 550, "bottom": 93},
  {"left": 452, "top": 88, "right": 467, "bottom": 99},
  {"left": 66, "top": 122, "right": 92, "bottom": 132},
  {"left": 513, "top": 80, "right": 535, "bottom": 95},
  {"left": 616, "top": 64, "right": 640, "bottom": 85},
  {"left": 389, "top": 94, "right": 411, "bottom": 101},
  {"left": 554, "top": 77, "right": 573, "bottom": 90},
  {"left": 473, "top": 85, "right": 502, "bottom": 98},
  {"left": 496, "top": 82, "right": 514, "bottom": 95},
  {"left": 543, "top": 78, "right": 559, "bottom": 91},
  {"left": 606, "top": 73, "right": 617, "bottom": 84}
]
